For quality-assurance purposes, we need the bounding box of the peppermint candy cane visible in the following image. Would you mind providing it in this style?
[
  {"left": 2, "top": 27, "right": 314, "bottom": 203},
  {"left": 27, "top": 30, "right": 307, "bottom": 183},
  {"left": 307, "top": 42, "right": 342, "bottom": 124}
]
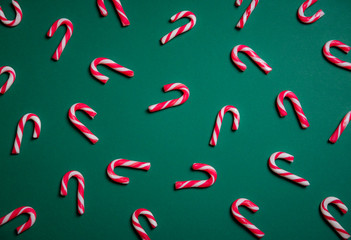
[
  {"left": 148, "top": 83, "right": 190, "bottom": 112},
  {"left": 60, "top": 170, "right": 85, "bottom": 215},
  {"left": 0, "top": 0, "right": 22, "bottom": 27},
  {"left": 231, "top": 45, "right": 272, "bottom": 74},
  {"left": 323, "top": 40, "right": 351, "bottom": 71},
  {"left": 97, "top": 0, "right": 130, "bottom": 27},
  {"left": 12, "top": 113, "right": 41, "bottom": 154},
  {"left": 68, "top": 103, "right": 98, "bottom": 144},
  {"left": 132, "top": 208, "right": 157, "bottom": 240},
  {"left": 107, "top": 159, "right": 150, "bottom": 184},
  {"left": 268, "top": 152, "right": 310, "bottom": 186},
  {"left": 320, "top": 197, "right": 350, "bottom": 239},
  {"left": 329, "top": 112, "right": 351, "bottom": 143},
  {"left": 160, "top": 11, "right": 196, "bottom": 45},
  {"left": 276, "top": 90, "right": 309, "bottom": 128},
  {"left": 297, "top": 0, "right": 324, "bottom": 24},
  {"left": 0, "top": 66, "right": 16, "bottom": 94},
  {"left": 47, "top": 18, "right": 73, "bottom": 61},
  {"left": 235, "top": 0, "right": 259, "bottom": 29},
  {"left": 0, "top": 206, "right": 36, "bottom": 235},
  {"left": 175, "top": 163, "right": 217, "bottom": 190},
  {"left": 90, "top": 57, "right": 134, "bottom": 84}
]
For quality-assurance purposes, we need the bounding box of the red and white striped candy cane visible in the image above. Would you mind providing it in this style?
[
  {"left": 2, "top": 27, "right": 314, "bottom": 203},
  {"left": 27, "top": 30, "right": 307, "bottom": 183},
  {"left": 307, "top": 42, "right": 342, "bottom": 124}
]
[
  {"left": 160, "top": 11, "right": 196, "bottom": 45},
  {"left": 231, "top": 45, "right": 272, "bottom": 74},
  {"left": 268, "top": 152, "right": 310, "bottom": 186},
  {"left": 210, "top": 105, "right": 240, "bottom": 147},
  {"left": 235, "top": 0, "right": 259, "bottom": 29},
  {"left": 320, "top": 196, "right": 350, "bottom": 240},
  {"left": 0, "top": 206, "right": 36, "bottom": 235},
  {"left": 60, "top": 170, "right": 85, "bottom": 215},
  {"left": 0, "top": 0, "right": 22, "bottom": 27},
  {"left": 107, "top": 159, "right": 150, "bottom": 184},
  {"left": 297, "top": 0, "right": 324, "bottom": 24},
  {"left": 231, "top": 198, "right": 264, "bottom": 239},
  {"left": 175, "top": 163, "right": 217, "bottom": 190},
  {"left": 148, "top": 83, "right": 190, "bottom": 112},
  {"left": 0, "top": 66, "right": 16, "bottom": 94},
  {"left": 12, "top": 113, "right": 41, "bottom": 155},
  {"left": 329, "top": 112, "right": 351, "bottom": 143},
  {"left": 276, "top": 90, "right": 309, "bottom": 128},
  {"left": 97, "top": 0, "right": 130, "bottom": 27},
  {"left": 47, "top": 18, "right": 73, "bottom": 61},
  {"left": 90, "top": 57, "right": 134, "bottom": 84},
  {"left": 68, "top": 103, "right": 98, "bottom": 144},
  {"left": 323, "top": 40, "right": 351, "bottom": 71},
  {"left": 132, "top": 208, "right": 157, "bottom": 240}
]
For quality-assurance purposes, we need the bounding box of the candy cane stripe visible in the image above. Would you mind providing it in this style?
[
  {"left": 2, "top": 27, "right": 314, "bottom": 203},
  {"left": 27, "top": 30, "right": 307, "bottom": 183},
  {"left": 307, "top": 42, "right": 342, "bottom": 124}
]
[
  {"left": 97, "top": 0, "right": 130, "bottom": 26},
  {"left": 60, "top": 170, "right": 85, "bottom": 215},
  {"left": 297, "top": 0, "right": 324, "bottom": 24},
  {"left": 329, "top": 112, "right": 351, "bottom": 143},
  {"left": 0, "top": 0, "right": 22, "bottom": 27},
  {"left": 132, "top": 208, "right": 157, "bottom": 240},
  {"left": 47, "top": 18, "right": 73, "bottom": 61},
  {"left": 323, "top": 40, "right": 351, "bottom": 71},
  {"left": 235, "top": 0, "right": 259, "bottom": 29},
  {"left": 175, "top": 163, "right": 217, "bottom": 190},
  {"left": 0, "top": 66, "right": 16, "bottom": 94},
  {"left": 107, "top": 159, "right": 150, "bottom": 184},
  {"left": 0, "top": 206, "right": 36, "bottom": 234}
]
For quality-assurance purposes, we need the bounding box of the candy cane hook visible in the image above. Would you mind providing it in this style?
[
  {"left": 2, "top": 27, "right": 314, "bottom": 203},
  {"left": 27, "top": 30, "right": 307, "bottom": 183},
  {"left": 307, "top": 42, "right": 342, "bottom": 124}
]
[
  {"left": 323, "top": 40, "right": 351, "bottom": 71},
  {"left": 329, "top": 112, "right": 351, "bottom": 143},
  {"left": 0, "top": 66, "right": 16, "bottom": 94},
  {"left": 60, "top": 170, "right": 85, "bottom": 215},
  {"left": 160, "top": 11, "right": 196, "bottom": 45},
  {"left": 235, "top": 0, "right": 259, "bottom": 29},
  {"left": 297, "top": 0, "right": 324, "bottom": 24},
  {"left": 175, "top": 163, "right": 217, "bottom": 190},
  {"left": 132, "top": 208, "right": 157, "bottom": 240},
  {"left": 0, "top": 206, "right": 36, "bottom": 234},
  {"left": 107, "top": 159, "right": 150, "bottom": 184},
  {"left": 47, "top": 18, "right": 73, "bottom": 61},
  {"left": 97, "top": 0, "right": 130, "bottom": 26},
  {"left": 0, "top": 0, "right": 22, "bottom": 27}
]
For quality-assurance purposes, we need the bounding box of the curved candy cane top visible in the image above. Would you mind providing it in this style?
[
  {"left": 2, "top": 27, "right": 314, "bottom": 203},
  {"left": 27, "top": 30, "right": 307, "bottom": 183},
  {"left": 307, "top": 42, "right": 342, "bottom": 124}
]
[
  {"left": 297, "top": 0, "right": 324, "bottom": 24},
  {"left": 148, "top": 83, "right": 190, "bottom": 112},
  {"left": 97, "top": 0, "right": 130, "bottom": 26},
  {"left": 47, "top": 18, "right": 73, "bottom": 61},
  {"left": 107, "top": 159, "right": 150, "bottom": 184},
  {"left": 160, "top": 11, "right": 196, "bottom": 45},
  {"left": 0, "top": 206, "right": 36, "bottom": 235},
  {"left": 320, "top": 197, "right": 350, "bottom": 240},
  {"left": 175, "top": 163, "right": 217, "bottom": 190},
  {"left": 132, "top": 208, "right": 157, "bottom": 240},
  {"left": 0, "top": 0, "right": 22, "bottom": 27},
  {"left": 231, "top": 45, "right": 272, "bottom": 74},
  {"left": 0, "top": 66, "right": 16, "bottom": 94},
  {"left": 235, "top": 0, "right": 259, "bottom": 29},
  {"left": 60, "top": 170, "right": 85, "bottom": 215},
  {"left": 329, "top": 112, "right": 351, "bottom": 143},
  {"left": 323, "top": 40, "right": 351, "bottom": 71}
]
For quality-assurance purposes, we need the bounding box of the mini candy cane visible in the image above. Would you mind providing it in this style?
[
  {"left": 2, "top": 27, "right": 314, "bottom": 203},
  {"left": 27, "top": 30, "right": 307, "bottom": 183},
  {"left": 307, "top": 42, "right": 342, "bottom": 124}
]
[
  {"left": 175, "top": 163, "right": 217, "bottom": 190},
  {"left": 320, "top": 197, "right": 350, "bottom": 239},
  {"left": 148, "top": 83, "right": 190, "bottom": 112},
  {"left": 160, "top": 11, "right": 196, "bottom": 45},
  {"left": 90, "top": 57, "right": 134, "bottom": 84},
  {"left": 0, "top": 206, "right": 36, "bottom": 235},
  {"left": 97, "top": 0, "right": 130, "bottom": 27},
  {"left": 107, "top": 159, "right": 150, "bottom": 184},
  {"left": 235, "top": 0, "right": 259, "bottom": 29},
  {"left": 297, "top": 0, "right": 324, "bottom": 24},
  {"left": 60, "top": 170, "right": 85, "bottom": 215},
  {"left": 12, "top": 113, "right": 41, "bottom": 154},
  {"left": 132, "top": 208, "right": 157, "bottom": 240},
  {"left": 276, "top": 90, "right": 309, "bottom": 128},
  {"left": 0, "top": 66, "right": 16, "bottom": 94},
  {"left": 68, "top": 103, "right": 98, "bottom": 144},
  {"left": 47, "top": 18, "right": 73, "bottom": 61},
  {"left": 323, "top": 40, "right": 351, "bottom": 71},
  {"left": 0, "top": 0, "right": 22, "bottom": 27},
  {"left": 231, "top": 198, "right": 264, "bottom": 238},
  {"left": 231, "top": 45, "right": 272, "bottom": 74},
  {"left": 329, "top": 112, "right": 351, "bottom": 143},
  {"left": 268, "top": 152, "right": 310, "bottom": 186}
]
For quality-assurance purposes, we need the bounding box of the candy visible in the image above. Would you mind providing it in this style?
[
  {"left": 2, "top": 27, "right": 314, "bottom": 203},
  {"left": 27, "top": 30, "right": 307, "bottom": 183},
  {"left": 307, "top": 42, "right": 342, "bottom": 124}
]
[
  {"left": 0, "top": 206, "right": 36, "bottom": 234},
  {"left": 47, "top": 18, "right": 73, "bottom": 61},
  {"left": 297, "top": 0, "right": 324, "bottom": 24},
  {"left": 132, "top": 208, "right": 157, "bottom": 240},
  {"left": 60, "top": 170, "right": 85, "bottom": 215},
  {"left": 97, "top": 0, "right": 130, "bottom": 26},
  {"left": 323, "top": 40, "right": 351, "bottom": 71},
  {"left": 175, "top": 163, "right": 217, "bottom": 190},
  {"left": 235, "top": 0, "right": 259, "bottom": 29},
  {"left": 107, "top": 159, "right": 150, "bottom": 184},
  {"left": 329, "top": 112, "right": 351, "bottom": 143},
  {"left": 0, "top": 66, "right": 16, "bottom": 94},
  {"left": 0, "top": 0, "right": 22, "bottom": 27}
]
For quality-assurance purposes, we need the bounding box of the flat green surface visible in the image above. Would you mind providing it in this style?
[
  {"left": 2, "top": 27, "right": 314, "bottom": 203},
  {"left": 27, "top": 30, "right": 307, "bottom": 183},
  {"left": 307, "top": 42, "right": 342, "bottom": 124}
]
[{"left": 0, "top": 0, "right": 351, "bottom": 239}]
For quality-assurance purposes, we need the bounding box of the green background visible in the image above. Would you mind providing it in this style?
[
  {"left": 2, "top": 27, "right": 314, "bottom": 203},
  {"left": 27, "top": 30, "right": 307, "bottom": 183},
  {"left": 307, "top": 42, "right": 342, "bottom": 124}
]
[{"left": 0, "top": 0, "right": 351, "bottom": 239}]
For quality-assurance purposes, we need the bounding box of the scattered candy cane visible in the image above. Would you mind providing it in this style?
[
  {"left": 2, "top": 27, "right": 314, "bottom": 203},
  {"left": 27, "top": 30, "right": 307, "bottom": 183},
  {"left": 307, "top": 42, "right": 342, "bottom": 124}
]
[
  {"left": 47, "top": 18, "right": 73, "bottom": 61},
  {"left": 97, "top": 0, "right": 130, "bottom": 27},
  {"left": 320, "top": 196, "right": 350, "bottom": 239},
  {"left": 60, "top": 170, "right": 85, "bottom": 215},
  {"left": 297, "top": 0, "right": 324, "bottom": 24},
  {"left": 323, "top": 40, "right": 351, "bottom": 71},
  {"left": 148, "top": 83, "right": 190, "bottom": 112},
  {"left": 231, "top": 198, "right": 264, "bottom": 239},
  {"left": 132, "top": 208, "right": 157, "bottom": 240},
  {"left": 0, "top": 206, "right": 36, "bottom": 235},
  {"left": 0, "top": 66, "right": 16, "bottom": 94},
  {"left": 329, "top": 112, "right": 351, "bottom": 143},
  {"left": 276, "top": 90, "right": 309, "bottom": 128},
  {"left": 268, "top": 152, "right": 310, "bottom": 186},
  {"left": 175, "top": 163, "right": 217, "bottom": 190},
  {"left": 68, "top": 103, "right": 98, "bottom": 144},
  {"left": 231, "top": 45, "right": 272, "bottom": 74},
  {"left": 160, "top": 11, "right": 196, "bottom": 45},
  {"left": 0, "top": 0, "right": 22, "bottom": 27},
  {"left": 235, "top": 0, "right": 259, "bottom": 29},
  {"left": 107, "top": 159, "right": 150, "bottom": 184}
]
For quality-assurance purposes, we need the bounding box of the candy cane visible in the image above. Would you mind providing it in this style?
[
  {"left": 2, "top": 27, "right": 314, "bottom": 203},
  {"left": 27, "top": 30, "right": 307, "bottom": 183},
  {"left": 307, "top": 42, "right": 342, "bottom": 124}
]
[
  {"left": 323, "top": 40, "right": 351, "bottom": 71},
  {"left": 276, "top": 90, "right": 309, "bottom": 128},
  {"left": 47, "top": 18, "right": 73, "bottom": 61},
  {"left": 0, "top": 0, "right": 22, "bottom": 27},
  {"left": 231, "top": 198, "right": 264, "bottom": 239},
  {"left": 0, "top": 66, "right": 16, "bottom": 94},
  {"left": 235, "top": 0, "right": 259, "bottom": 29},
  {"left": 97, "top": 0, "right": 130, "bottom": 27},
  {"left": 329, "top": 112, "right": 351, "bottom": 143},
  {"left": 175, "top": 163, "right": 217, "bottom": 190},
  {"left": 68, "top": 103, "right": 98, "bottom": 144},
  {"left": 268, "top": 152, "right": 310, "bottom": 186},
  {"left": 320, "top": 197, "right": 350, "bottom": 239},
  {"left": 0, "top": 206, "right": 36, "bottom": 235},
  {"left": 12, "top": 113, "right": 41, "bottom": 155},
  {"left": 231, "top": 45, "right": 272, "bottom": 74},
  {"left": 209, "top": 105, "right": 240, "bottom": 147},
  {"left": 60, "top": 170, "right": 85, "bottom": 215},
  {"left": 132, "top": 208, "right": 157, "bottom": 240},
  {"left": 107, "top": 159, "right": 150, "bottom": 184},
  {"left": 90, "top": 57, "right": 134, "bottom": 84},
  {"left": 148, "top": 83, "right": 190, "bottom": 112},
  {"left": 297, "top": 0, "right": 324, "bottom": 24},
  {"left": 160, "top": 11, "right": 196, "bottom": 45}
]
